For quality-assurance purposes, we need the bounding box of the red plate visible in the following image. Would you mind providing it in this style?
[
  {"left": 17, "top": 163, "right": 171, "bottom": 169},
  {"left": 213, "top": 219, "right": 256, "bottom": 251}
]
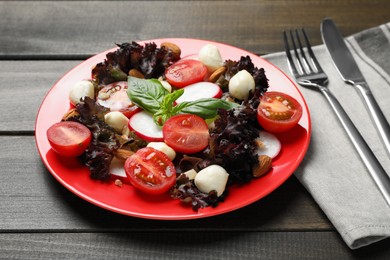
[{"left": 35, "top": 38, "right": 311, "bottom": 220}]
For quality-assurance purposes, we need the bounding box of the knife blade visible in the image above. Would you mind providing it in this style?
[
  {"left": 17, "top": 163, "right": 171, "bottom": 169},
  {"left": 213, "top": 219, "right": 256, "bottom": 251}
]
[{"left": 321, "top": 17, "right": 390, "bottom": 158}]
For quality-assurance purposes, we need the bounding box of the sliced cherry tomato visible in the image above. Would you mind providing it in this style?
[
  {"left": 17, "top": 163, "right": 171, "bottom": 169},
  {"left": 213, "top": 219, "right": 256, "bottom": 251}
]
[
  {"left": 162, "top": 114, "right": 209, "bottom": 154},
  {"left": 165, "top": 59, "right": 207, "bottom": 88},
  {"left": 124, "top": 147, "right": 176, "bottom": 195},
  {"left": 47, "top": 121, "right": 92, "bottom": 157},
  {"left": 257, "top": 91, "right": 303, "bottom": 133},
  {"left": 97, "top": 81, "right": 140, "bottom": 118}
]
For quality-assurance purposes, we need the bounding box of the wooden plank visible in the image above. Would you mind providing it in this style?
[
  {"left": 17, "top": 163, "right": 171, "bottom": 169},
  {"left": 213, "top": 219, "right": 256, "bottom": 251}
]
[
  {"left": 0, "top": 60, "right": 81, "bottom": 132},
  {"left": 1, "top": 232, "right": 390, "bottom": 259},
  {"left": 0, "top": 136, "right": 331, "bottom": 231},
  {"left": 0, "top": 0, "right": 389, "bottom": 56}
]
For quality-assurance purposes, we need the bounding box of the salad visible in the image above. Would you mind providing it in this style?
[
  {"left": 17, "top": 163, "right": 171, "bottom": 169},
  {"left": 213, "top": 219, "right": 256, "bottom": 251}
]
[{"left": 46, "top": 41, "right": 303, "bottom": 211}]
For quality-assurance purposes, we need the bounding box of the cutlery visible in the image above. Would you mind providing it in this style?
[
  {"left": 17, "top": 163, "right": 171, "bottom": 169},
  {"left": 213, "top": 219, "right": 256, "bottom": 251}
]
[
  {"left": 321, "top": 17, "right": 390, "bottom": 157},
  {"left": 283, "top": 29, "right": 390, "bottom": 206}
]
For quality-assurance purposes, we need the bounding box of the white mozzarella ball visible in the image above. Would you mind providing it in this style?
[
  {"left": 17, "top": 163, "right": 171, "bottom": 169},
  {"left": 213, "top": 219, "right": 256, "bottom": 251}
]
[
  {"left": 198, "top": 44, "right": 223, "bottom": 73},
  {"left": 183, "top": 169, "right": 197, "bottom": 180},
  {"left": 194, "top": 165, "right": 229, "bottom": 196},
  {"left": 69, "top": 80, "right": 95, "bottom": 105},
  {"left": 228, "top": 70, "right": 255, "bottom": 100},
  {"left": 104, "top": 111, "right": 129, "bottom": 133},
  {"left": 147, "top": 142, "right": 176, "bottom": 161}
]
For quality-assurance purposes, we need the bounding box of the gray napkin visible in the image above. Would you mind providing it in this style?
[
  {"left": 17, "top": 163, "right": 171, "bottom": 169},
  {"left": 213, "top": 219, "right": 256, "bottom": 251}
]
[{"left": 263, "top": 22, "right": 390, "bottom": 249}]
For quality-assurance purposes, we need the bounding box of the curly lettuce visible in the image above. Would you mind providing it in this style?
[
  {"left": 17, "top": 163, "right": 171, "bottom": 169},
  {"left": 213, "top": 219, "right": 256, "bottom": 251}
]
[
  {"left": 65, "top": 97, "right": 120, "bottom": 180},
  {"left": 92, "top": 42, "right": 180, "bottom": 85}
]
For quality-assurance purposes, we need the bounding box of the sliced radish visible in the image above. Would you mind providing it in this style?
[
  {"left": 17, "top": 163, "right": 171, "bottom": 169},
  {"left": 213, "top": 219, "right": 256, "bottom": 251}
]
[
  {"left": 255, "top": 131, "right": 281, "bottom": 159},
  {"left": 175, "top": 82, "right": 222, "bottom": 103},
  {"left": 109, "top": 157, "right": 130, "bottom": 184},
  {"left": 97, "top": 81, "right": 140, "bottom": 118},
  {"left": 128, "top": 110, "right": 163, "bottom": 142}
]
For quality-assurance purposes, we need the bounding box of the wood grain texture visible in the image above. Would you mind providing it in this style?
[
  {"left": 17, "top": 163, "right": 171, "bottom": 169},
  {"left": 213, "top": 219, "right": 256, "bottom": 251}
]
[
  {"left": 0, "top": 61, "right": 81, "bottom": 132},
  {"left": 3, "top": 232, "right": 390, "bottom": 260},
  {"left": 0, "top": 0, "right": 389, "bottom": 57},
  {"left": 0, "top": 136, "right": 330, "bottom": 231}
]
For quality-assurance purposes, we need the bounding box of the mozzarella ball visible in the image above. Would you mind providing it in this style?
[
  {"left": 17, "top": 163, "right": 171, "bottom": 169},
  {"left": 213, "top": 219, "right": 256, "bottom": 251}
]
[
  {"left": 194, "top": 165, "right": 229, "bottom": 196},
  {"left": 182, "top": 169, "right": 198, "bottom": 180},
  {"left": 183, "top": 169, "right": 197, "bottom": 180},
  {"left": 69, "top": 80, "right": 95, "bottom": 105},
  {"left": 198, "top": 44, "right": 223, "bottom": 73},
  {"left": 228, "top": 70, "right": 255, "bottom": 100},
  {"left": 104, "top": 111, "right": 129, "bottom": 133},
  {"left": 147, "top": 142, "right": 176, "bottom": 161}
]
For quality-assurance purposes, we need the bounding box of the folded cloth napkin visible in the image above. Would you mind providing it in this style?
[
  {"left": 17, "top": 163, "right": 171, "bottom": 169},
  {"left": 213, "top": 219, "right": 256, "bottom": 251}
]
[{"left": 263, "top": 22, "right": 390, "bottom": 249}]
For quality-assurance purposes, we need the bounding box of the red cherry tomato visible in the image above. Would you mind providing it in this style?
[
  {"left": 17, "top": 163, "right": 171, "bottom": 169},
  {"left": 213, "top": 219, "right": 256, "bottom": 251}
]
[
  {"left": 162, "top": 114, "right": 209, "bottom": 154},
  {"left": 257, "top": 91, "right": 303, "bottom": 133},
  {"left": 47, "top": 121, "right": 92, "bottom": 157},
  {"left": 97, "top": 81, "right": 140, "bottom": 118},
  {"left": 124, "top": 147, "right": 176, "bottom": 195},
  {"left": 165, "top": 59, "right": 207, "bottom": 88}
]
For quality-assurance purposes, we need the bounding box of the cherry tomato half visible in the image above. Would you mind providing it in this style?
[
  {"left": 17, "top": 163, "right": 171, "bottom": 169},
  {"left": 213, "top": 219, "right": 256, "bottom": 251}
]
[
  {"left": 97, "top": 81, "right": 140, "bottom": 118},
  {"left": 257, "top": 91, "right": 303, "bottom": 133},
  {"left": 47, "top": 121, "right": 92, "bottom": 157},
  {"left": 165, "top": 59, "right": 208, "bottom": 88},
  {"left": 124, "top": 147, "right": 176, "bottom": 195},
  {"left": 162, "top": 114, "right": 209, "bottom": 154}
]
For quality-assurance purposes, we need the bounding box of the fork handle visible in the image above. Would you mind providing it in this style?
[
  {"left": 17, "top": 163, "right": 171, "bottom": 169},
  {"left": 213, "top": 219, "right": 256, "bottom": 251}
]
[
  {"left": 320, "top": 86, "right": 390, "bottom": 206},
  {"left": 355, "top": 82, "right": 390, "bottom": 157}
]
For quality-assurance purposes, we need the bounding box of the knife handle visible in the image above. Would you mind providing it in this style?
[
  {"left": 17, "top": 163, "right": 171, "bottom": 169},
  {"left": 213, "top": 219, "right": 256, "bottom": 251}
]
[
  {"left": 355, "top": 82, "right": 390, "bottom": 157},
  {"left": 319, "top": 86, "right": 390, "bottom": 206}
]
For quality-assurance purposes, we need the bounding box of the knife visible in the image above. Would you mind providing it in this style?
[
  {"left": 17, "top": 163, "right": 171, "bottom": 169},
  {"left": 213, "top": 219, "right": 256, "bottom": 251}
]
[{"left": 321, "top": 17, "right": 390, "bottom": 158}]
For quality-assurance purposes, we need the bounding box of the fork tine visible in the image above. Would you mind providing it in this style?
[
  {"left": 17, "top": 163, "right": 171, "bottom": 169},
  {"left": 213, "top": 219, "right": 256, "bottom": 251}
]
[
  {"left": 283, "top": 31, "right": 300, "bottom": 78},
  {"left": 301, "top": 28, "right": 324, "bottom": 73},
  {"left": 289, "top": 30, "right": 306, "bottom": 75},
  {"left": 284, "top": 28, "right": 328, "bottom": 88},
  {"left": 295, "top": 29, "right": 314, "bottom": 73}
]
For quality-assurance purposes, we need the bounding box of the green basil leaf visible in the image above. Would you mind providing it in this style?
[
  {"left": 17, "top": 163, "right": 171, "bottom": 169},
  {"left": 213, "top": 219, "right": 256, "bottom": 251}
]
[
  {"left": 153, "top": 110, "right": 173, "bottom": 126},
  {"left": 153, "top": 89, "right": 185, "bottom": 126},
  {"left": 127, "top": 76, "right": 237, "bottom": 126},
  {"left": 179, "top": 98, "right": 237, "bottom": 119},
  {"left": 127, "top": 76, "right": 169, "bottom": 114},
  {"left": 161, "top": 89, "right": 184, "bottom": 111}
]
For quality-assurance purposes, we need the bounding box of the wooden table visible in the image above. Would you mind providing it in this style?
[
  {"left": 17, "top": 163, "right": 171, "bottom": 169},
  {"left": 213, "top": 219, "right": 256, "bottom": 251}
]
[{"left": 1, "top": 1, "right": 390, "bottom": 259}]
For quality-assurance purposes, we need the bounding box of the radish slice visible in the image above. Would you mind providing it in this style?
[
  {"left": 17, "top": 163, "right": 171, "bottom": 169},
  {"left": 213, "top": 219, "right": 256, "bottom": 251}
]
[
  {"left": 175, "top": 82, "right": 222, "bottom": 103},
  {"left": 109, "top": 157, "right": 130, "bottom": 184},
  {"left": 255, "top": 131, "right": 281, "bottom": 159},
  {"left": 128, "top": 110, "right": 163, "bottom": 142}
]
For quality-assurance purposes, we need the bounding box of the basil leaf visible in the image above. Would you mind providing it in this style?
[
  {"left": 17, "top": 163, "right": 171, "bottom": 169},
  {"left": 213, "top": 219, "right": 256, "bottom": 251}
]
[
  {"left": 179, "top": 98, "right": 237, "bottom": 119},
  {"left": 161, "top": 89, "right": 184, "bottom": 111},
  {"left": 127, "top": 76, "right": 237, "bottom": 126},
  {"left": 153, "top": 111, "right": 171, "bottom": 126},
  {"left": 127, "top": 76, "right": 169, "bottom": 114},
  {"left": 153, "top": 89, "right": 185, "bottom": 126}
]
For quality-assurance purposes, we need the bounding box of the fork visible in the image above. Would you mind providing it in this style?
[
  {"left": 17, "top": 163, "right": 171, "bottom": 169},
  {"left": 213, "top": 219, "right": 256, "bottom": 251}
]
[{"left": 283, "top": 29, "right": 390, "bottom": 206}]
